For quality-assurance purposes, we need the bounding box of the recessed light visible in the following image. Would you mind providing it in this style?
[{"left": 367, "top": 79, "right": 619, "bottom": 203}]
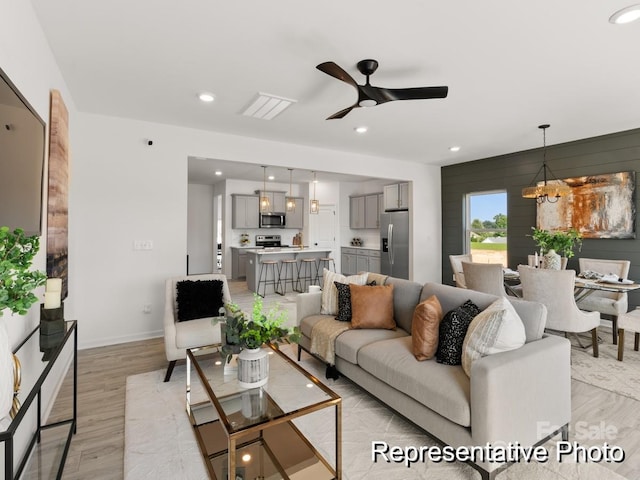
[
  {"left": 449, "top": 146, "right": 461, "bottom": 152},
  {"left": 214, "top": 170, "right": 222, "bottom": 176},
  {"left": 242, "top": 454, "right": 252, "bottom": 462},
  {"left": 268, "top": 175, "right": 275, "bottom": 180},
  {"left": 198, "top": 92, "right": 215, "bottom": 102},
  {"left": 610, "top": 4, "right": 640, "bottom": 24},
  {"left": 354, "top": 126, "right": 368, "bottom": 134}
]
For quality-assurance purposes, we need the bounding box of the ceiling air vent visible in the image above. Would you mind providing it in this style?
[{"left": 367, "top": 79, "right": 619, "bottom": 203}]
[{"left": 241, "top": 92, "right": 297, "bottom": 120}]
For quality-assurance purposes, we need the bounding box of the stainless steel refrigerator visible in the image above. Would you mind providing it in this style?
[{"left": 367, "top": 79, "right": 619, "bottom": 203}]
[{"left": 380, "top": 211, "right": 409, "bottom": 279}]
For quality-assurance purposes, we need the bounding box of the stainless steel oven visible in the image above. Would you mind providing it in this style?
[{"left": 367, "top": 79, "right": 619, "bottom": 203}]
[{"left": 259, "top": 212, "right": 286, "bottom": 228}]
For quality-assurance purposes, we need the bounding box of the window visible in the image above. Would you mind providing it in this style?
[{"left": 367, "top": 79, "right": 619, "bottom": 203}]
[{"left": 465, "top": 191, "right": 507, "bottom": 266}]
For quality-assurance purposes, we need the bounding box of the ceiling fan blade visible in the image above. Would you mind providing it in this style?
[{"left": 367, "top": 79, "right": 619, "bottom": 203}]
[
  {"left": 327, "top": 104, "right": 359, "bottom": 120},
  {"left": 316, "top": 61, "right": 358, "bottom": 88},
  {"left": 381, "top": 86, "right": 449, "bottom": 101}
]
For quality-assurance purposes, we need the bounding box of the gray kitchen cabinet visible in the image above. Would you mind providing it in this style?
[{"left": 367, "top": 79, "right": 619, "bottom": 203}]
[
  {"left": 351, "top": 192, "right": 382, "bottom": 229},
  {"left": 368, "top": 249, "right": 381, "bottom": 274},
  {"left": 232, "top": 194, "right": 259, "bottom": 228},
  {"left": 341, "top": 247, "right": 358, "bottom": 275},
  {"left": 285, "top": 197, "right": 304, "bottom": 229},
  {"left": 341, "top": 247, "right": 380, "bottom": 274},
  {"left": 231, "top": 247, "right": 249, "bottom": 279},
  {"left": 364, "top": 194, "right": 380, "bottom": 229},
  {"left": 256, "top": 190, "right": 286, "bottom": 212},
  {"left": 350, "top": 195, "right": 366, "bottom": 229},
  {"left": 356, "top": 254, "right": 369, "bottom": 273},
  {"left": 384, "top": 183, "right": 409, "bottom": 211}
]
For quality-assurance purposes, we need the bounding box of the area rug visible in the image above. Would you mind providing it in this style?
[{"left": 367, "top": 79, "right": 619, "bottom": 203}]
[
  {"left": 570, "top": 336, "right": 640, "bottom": 402},
  {"left": 124, "top": 344, "right": 628, "bottom": 480}
]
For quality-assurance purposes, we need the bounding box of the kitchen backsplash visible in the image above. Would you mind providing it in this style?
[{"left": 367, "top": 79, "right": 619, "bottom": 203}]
[{"left": 230, "top": 228, "right": 301, "bottom": 247}]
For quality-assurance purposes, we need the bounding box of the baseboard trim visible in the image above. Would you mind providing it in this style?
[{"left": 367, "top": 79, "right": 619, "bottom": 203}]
[{"left": 78, "top": 330, "right": 163, "bottom": 350}]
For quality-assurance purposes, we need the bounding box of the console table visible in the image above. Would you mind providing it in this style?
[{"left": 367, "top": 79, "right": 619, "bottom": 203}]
[{"left": 1, "top": 320, "right": 77, "bottom": 480}]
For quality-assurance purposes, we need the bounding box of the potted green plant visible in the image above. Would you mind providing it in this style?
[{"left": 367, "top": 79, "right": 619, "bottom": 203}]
[
  {"left": 0, "top": 227, "right": 47, "bottom": 421},
  {"left": 219, "top": 294, "right": 299, "bottom": 388},
  {"left": 530, "top": 227, "right": 582, "bottom": 259},
  {"left": 0, "top": 227, "right": 47, "bottom": 315}
]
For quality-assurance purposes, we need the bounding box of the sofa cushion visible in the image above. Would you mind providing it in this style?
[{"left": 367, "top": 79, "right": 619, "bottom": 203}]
[
  {"left": 320, "top": 269, "right": 368, "bottom": 315},
  {"left": 436, "top": 300, "right": 481, "bottom": 365},
  {"left": 461, "top": 297, "right": 526, "bottom": 377},
  {"left": 411, "top": 295, "right": 443, "bottom": 361},
  {"left": 350, "top": 283, "right": 396, "bottom": 329},
  {"left": 335, "top": 328, "right": 409, "bottom": 364},
  {"left": 175, "top": 279, "right": 224, "bottom": 321},
  {"left": 357, "top": 336, "right": 471, "bottom": 427},
  {"left": 384, "top": 277, "right": 424, "bottom": 333},
  {"left": 421, "top": 282, "right": 547, "bottom": 342},
  {"left": 175, "top": 317, "right": 221, "bottom": 348},
  {"left": 335, "top": 280, "right": 377, "bottom": 322}
]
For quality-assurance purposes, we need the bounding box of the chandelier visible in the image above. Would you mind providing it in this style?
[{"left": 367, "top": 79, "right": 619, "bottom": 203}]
[{"left": 521, "top": 124, "right": 570, "bottom": 204}]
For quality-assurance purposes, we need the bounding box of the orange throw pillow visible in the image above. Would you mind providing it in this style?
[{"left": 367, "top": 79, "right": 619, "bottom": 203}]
[
  {"left": 350, "top": 283, "right": 396, "bottom": 329},
  {"left": 411, "top": 295, "right": 444, "bottom": 361}
]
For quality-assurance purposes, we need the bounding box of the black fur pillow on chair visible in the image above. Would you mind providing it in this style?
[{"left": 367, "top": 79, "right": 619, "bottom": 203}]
[{"left": 176, "top": 279, "right": 224, "bottom": 322}]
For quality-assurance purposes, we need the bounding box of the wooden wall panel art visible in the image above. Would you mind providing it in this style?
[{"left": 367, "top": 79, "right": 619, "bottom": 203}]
[{"left": 47, "top": 90, "right": 69, "bottom": 298}]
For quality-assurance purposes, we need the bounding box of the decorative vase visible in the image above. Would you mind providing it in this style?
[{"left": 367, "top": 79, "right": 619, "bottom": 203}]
[
  {"left": 543, "top": 249, "right": 561, "bottom": 270},
  {"left": 237, "top": 347, "right": 269, "bottom": 389},
  {"left": 0, "top": 317, "right": 14, "bottom": 422}
]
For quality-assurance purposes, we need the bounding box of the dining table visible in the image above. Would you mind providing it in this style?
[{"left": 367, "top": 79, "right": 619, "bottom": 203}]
[{"left": 503, "top": 269, "right": 640, "bottom": 300}]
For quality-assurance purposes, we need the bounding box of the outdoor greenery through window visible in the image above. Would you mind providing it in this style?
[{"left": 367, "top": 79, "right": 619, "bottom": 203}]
[{"left": 465, "top": 191, "right": 507, "bottom": 266}]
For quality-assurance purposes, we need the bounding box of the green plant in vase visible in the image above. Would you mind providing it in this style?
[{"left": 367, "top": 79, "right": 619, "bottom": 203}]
[
  {"left": 530, "top": 227, "right": 582, "bottom": 258},
  {"left": 218, "top": 294, "right": 299, "bottom": 360},
  {"left": 0, "top": 227, "right": 47, "bottom": 315}
]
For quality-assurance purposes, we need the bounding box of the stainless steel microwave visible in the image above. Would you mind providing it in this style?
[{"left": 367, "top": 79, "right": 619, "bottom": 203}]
[{"left": 259, "top": 212, "right": 286, "bottom": 228}]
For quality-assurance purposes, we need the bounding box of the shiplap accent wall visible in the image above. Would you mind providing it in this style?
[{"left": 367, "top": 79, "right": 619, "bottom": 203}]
[{"left": 441, "top": 127, "right": 640, "bottom": 308}]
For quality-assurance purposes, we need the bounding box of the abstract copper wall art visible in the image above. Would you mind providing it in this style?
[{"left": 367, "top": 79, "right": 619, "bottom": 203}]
[{"left": 537, "top": 171, "right": 636, "bottom": 239}]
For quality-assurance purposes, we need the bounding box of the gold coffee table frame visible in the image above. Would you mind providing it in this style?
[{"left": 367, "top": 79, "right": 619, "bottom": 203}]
[{"left": 186, "top": 343, "right": 342, "bottom": 479}]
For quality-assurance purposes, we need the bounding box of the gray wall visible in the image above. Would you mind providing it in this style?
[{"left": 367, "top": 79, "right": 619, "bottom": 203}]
[{"left": 441, "top": 127, "right": 640, "bottom": 308}]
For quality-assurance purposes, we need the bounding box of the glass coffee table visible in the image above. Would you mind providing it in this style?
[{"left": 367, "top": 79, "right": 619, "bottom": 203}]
[{"left": 186, "top": 343, "right": 342, "bottom": 480}]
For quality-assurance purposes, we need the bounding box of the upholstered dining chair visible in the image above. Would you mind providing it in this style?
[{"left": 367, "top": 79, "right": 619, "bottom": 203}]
[
  {"left": 163, "top": 273, "right": 232, "bottom": 381},
  {"left": 449, "top": 253, "right": 472, "bottom": 288},
  {"left": 462, "top": 261, "right": 509, "bottom": 297},
  {"left": 518, "top": 266, "right": 600, "bottom": 357},
  {"left": 576, "top": 258, "right": 631, "bottom": 345}
]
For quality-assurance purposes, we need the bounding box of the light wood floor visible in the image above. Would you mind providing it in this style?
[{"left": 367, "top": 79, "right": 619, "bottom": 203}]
[
  {"left": 38, "top": 282, "right": 640, "bottom": 479},
  {"left": 49, "top": 336, "right": 167, "bottom": 479}
]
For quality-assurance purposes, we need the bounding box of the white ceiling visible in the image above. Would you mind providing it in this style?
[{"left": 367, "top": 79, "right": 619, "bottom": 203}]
[{"left": 30, "top": 0, "right": 640, "bottom": 180}]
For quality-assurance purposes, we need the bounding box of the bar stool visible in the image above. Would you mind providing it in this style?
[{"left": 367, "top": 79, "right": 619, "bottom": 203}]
[
  {"left": 617, "top": 308, "right": 640, "bottom": 361},
  {"left": 316, "top": 257, "right": 336, "bottom": 286},
  {"left": 296, "top": 258, "right": 317, "bottom": 293},
  {"left": 257, "top": 259, "right": 279, "bottom": 297},
  {"left": 277, "top": 259, "right": 298, "bottom": 295}
]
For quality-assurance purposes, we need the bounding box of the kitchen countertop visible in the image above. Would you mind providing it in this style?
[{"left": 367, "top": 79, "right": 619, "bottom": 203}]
[
  {"left": 230, "top": 245, "right": 261, "bottom": 249},
  {"left": 245, "top": 247, "right": 331, "bottom": 254},
  {"left": 342, "top": 245, "right": 380, "bottom": 250}
]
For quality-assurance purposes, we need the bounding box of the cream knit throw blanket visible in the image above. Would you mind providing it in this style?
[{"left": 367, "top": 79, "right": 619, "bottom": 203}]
[{"left": 310, "top": 318, "right": 350, "bottom": 365}]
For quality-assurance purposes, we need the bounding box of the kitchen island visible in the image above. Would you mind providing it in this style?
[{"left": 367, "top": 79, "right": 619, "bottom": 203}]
[{"left": 245, "top": 247, "right": 333, "bottom": 295}]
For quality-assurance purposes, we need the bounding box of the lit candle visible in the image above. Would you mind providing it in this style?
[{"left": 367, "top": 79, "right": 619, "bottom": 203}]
[
  {"left": 44, "top": 291, "right": 61, "bottom": 309},
  {"left": 46, "top": 278, "right": 62, "bottom": 292}
]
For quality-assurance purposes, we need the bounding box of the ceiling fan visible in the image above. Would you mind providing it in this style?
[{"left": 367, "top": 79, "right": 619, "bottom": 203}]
[{"left": 316, "top": 59, "right": 448, "bottom": 119}]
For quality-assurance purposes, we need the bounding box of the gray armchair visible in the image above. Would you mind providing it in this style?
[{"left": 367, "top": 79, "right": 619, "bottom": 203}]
[
  {"left": 163, "top": 273, "right": 232, "bottom": 381},
  {"left": 576, "top": 258, "right": 631, "bottom": 345}
]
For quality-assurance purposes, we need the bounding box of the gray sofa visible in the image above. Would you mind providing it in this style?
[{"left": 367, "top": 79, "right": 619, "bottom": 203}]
[{"left": 296, "top": 275, "right": 571, "bottom": 480}]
